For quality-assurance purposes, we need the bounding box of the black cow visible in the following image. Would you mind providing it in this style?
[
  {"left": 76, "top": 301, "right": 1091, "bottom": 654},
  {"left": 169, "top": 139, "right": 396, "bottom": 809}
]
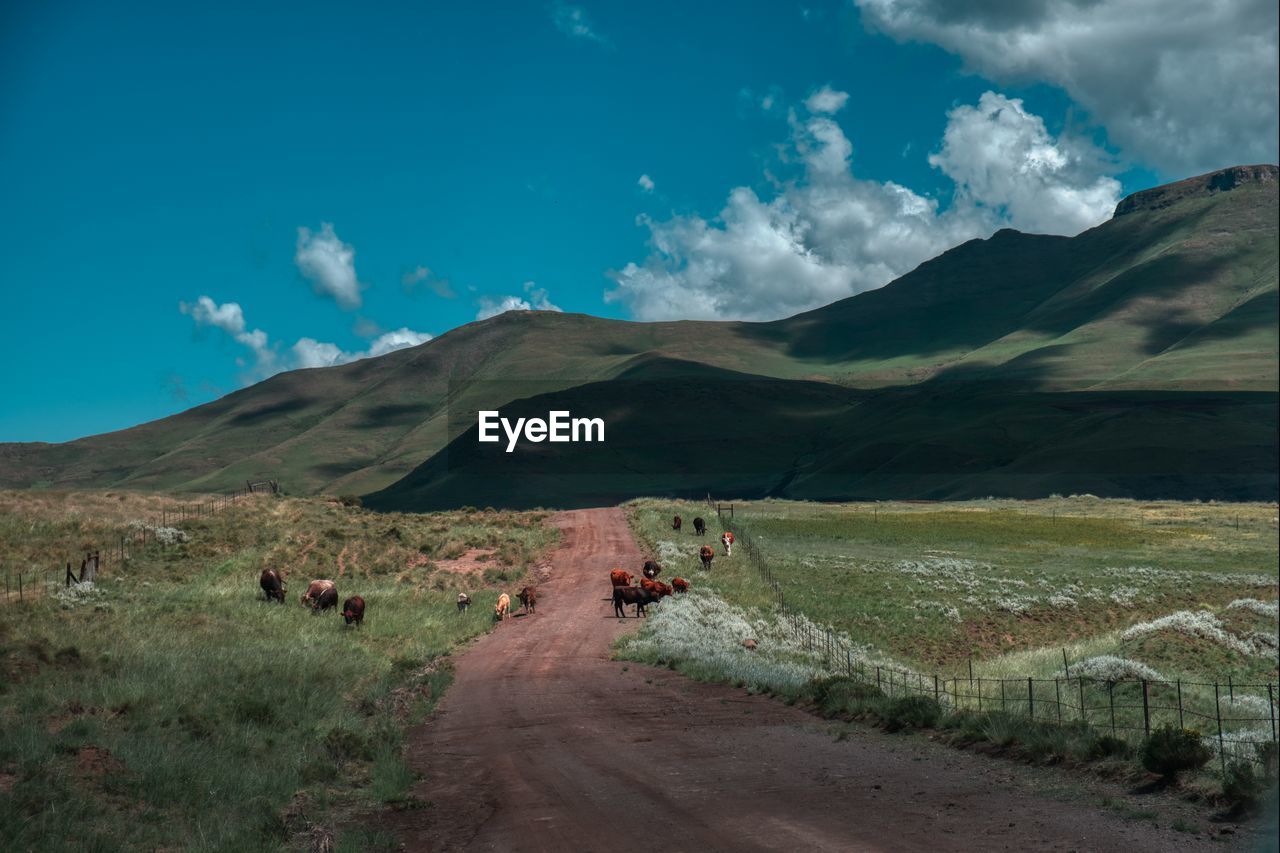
[
  {"left": 259, "top": 568, "right": 285, "bottom": 603},
  {"left": 612, "top": 586, "right": 660, "bottom": 618},
  {"left": 642, "top": 560, "right": 662, "bottom": 579},
  {"left": 693, "top": 517, "right": 706, "bottom": 536},
  {"left": 342, "top": 596, "right": 365, "bottom": 626}
]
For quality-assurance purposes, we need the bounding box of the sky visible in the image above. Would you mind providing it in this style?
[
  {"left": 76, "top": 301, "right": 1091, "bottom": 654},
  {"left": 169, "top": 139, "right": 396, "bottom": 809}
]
[{"left": 2, "top": 0, "right": 1276, "bottom": 442}]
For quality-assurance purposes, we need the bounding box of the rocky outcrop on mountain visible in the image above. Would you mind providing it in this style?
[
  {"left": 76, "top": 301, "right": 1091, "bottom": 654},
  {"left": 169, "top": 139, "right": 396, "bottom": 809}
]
[{"left": 1114, "top": 164, "right": 1277, "bottom": 217}]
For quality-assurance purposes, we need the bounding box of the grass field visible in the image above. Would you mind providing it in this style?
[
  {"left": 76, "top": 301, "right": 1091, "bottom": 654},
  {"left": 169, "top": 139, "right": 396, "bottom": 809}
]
[
  {"left": 0, "top": 490, "right": 556, "bottom": 852},
  {"left": 621, "top": 497, "right": 1279, "bottom": 797}
]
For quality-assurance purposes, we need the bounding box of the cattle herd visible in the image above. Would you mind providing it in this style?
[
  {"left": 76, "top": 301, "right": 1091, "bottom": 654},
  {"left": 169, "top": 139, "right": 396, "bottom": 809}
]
[
  {"left": 606, "top": 515, "right": 734, "bottom": 618},
  {"left": 255, "top": 513, "right": 735, "bottom": 627}
]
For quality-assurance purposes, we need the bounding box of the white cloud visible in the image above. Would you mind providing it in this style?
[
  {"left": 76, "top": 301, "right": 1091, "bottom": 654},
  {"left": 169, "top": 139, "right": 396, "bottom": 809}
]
[
  {"left": 855, "top": 0, "right": 1280, "bottom": 176},
  {"left": 365, "top": 327, "right": 433, "bottom": 357},
  {"left": 607, "top": 91, "right": 1119, "bottom": 321},
  {"left": 929, "top": 92, "right": 1121, "bottom": 236},
  {"left": 476, "top": 282, "right": 563, "bottom": 320},
  {"left": 551, "top": 2, "right": 609, "bottom": 45},
  {"left": 182, "top": 296, "right": 430, "bottom": 381},
  {"left": 804, "top": 85, "right": 850, "bottom": 115},
  {"left": 295, "top": 222, "right": 362, "bottom": 310},
  {"left": 180, "top": 296, "right": 277, "bottom": 377},
  {"left": 638, "top": 174, "right": 655, "bottom": 193}
]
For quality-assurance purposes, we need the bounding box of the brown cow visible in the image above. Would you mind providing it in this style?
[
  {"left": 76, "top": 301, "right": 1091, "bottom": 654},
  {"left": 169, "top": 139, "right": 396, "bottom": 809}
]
[
  {"left": 613, "top": 585, "right": 660, "bottom": 618},
  {"left": 259, "top": 568, "right": 286, "bottom": 603},
  {"left": 642, "top": 560, "right": 661, "bottom": 579},
  {"left": 721, "top": 531, "right": 735, "bottom": 556},
  {"left": 693, "top": 517, "right": 706, "bottom": 536},
  {"left": 672, "top": 515, "right": 682, "bottom": 531},
  {"left": 640, "top": 578, "right": 673, "bottom": 598},
  {"left": 518, "top": 586, "right": 537, "bottom": 614},
  {"left": 342, "top": 596, "right": 365, "bottom": 626},
  {"left": 699, "top": 545, "right": 714, "bottom": 570},
  {"left": 671, "top": 577, "right": 689, "bottom": 594},
  {"left": 609, "top": 569, "right": 634, "bottom": 587},
  {"left": 494, "top": 593, "right": 511, "bottom": 620},
  {"left": 301, "top": 579, "right": 337, "bottom": 611}
]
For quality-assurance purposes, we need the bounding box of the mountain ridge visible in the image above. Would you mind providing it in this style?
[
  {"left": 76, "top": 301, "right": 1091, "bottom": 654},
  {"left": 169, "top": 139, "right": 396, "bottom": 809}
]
[{"left": 3, "top": 165, "right": 1276, "bottom": 501}]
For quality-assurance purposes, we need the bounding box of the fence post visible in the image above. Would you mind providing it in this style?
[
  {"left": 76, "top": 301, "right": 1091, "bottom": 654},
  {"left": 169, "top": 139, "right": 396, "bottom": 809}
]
[
  {"left": 1176, "top": 680, "right": 1184, "bottom": 729},
  {"left": 976, "top": 677, "right": 982, "bottom": 712},
  {"left": 1027, "top": 677, "right": 1034, "bottom": 720},
  {"left": 1214, "top": 682, "right": 1226, "bottom": 775},
  {"left": 1228, "top": 674, "right": 1234, "bottom": 704},
  {"left": 1078, "top": 677, "right": 1086, "bottom": 724},
  {"left": 1141, "top": 680, "right": 1150, "bottom": 737},
  {"left": 876, "top": 666, "right": 881, "bottom": 693},
  {"left": 934, "top": 674, "right": 940, "bottom": 703},
  {"left": 1000, "top": 679, "right": 1007, "bottom": 713},
  {"left": 1055, "top": 679, "right": 1062, "bottom": 724},
  {"left": 1268, "top": 684, "right": 1276, "bottom": 744},
  {"left": 1108, "top": 682, "right": 1116, "bottom": 735}
]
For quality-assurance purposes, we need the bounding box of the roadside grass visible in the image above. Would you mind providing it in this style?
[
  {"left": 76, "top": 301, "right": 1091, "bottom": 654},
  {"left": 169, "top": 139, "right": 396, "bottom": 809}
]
[
  {"left": 0, "top": 491, "right": 556, "bottom": 851},
  {"left": 619, "top": 496, "right": 1279, "bottom": 810}
]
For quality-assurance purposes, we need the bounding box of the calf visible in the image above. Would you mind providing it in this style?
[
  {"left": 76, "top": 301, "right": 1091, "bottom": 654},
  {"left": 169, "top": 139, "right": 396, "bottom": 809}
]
[
  {"left": 672, "top": 515, "right": 682, "bottom": 531},
  {"left": 301, "top": 579, "right": 337, "bottom": 611},
  {"left": 609, "top": 569, "right": 634, "bottom": 587},
  {"left": 721, "top": 531, "right": 735, "bottom": 556},
  {"left": 342, "top": 596, "right": 365, "bottom": 626},
  {"left": 259, "top": 568, "right": 286, "bottom": 604},
  {"left": 642, "top": 560, "right": 662, "bottom": 580},
  {"left": 671, "top": 577, "right": 689, "bottom": 594},
  {"left": 518, "top": 586, "right": 537, "bottom": 614},
  {"left": 612, "top": 585, "right": 659, "bottom": 618},
  {"left": 699, "top": 545, "right": 714, "bottom": 571},
  {"left": 494, "top": 593, "right": 511, "bottom": 621},
  {"left": 457, "top": 592, "right": 471, "bottom": 613},
  {"left": 693, "top": 517, "right": 706, "bottom": 536}
]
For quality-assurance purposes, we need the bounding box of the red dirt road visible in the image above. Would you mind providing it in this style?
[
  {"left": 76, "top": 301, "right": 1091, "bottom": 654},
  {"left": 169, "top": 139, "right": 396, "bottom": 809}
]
[{"left": 392, "top": 508, "right": 1232, "bottom": 852}]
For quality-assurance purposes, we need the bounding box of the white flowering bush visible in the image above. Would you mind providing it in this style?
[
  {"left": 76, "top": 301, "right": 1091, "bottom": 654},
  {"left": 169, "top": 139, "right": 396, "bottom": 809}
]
[
  {"left": 1120, "top": 609, "right": 1264, "bottom": 656},
  {"left": 54, "top": 581, "right": 104, "bottom": 608},
  {"left": 616, "top": 588, "right": 912, "bottom": 695},
  {"left": 129, "top": 520, "right": 189, "bottom": 545},
  {"left": 1067, "top": 655, "right": 1163, "bottom": 681},
  {"left": 1227, "top": 598, "right": 1280, "bottom": 619}
]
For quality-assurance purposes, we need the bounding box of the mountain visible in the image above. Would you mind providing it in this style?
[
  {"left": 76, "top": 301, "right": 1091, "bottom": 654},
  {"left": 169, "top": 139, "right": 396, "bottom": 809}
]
[{"left": 3, "top": 165, "right": 1276, "bottom": 505}]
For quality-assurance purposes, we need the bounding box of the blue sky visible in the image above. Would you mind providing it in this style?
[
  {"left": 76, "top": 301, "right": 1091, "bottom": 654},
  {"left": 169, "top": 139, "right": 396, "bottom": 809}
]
[{"left": 2, "top": 0, "right": 1275, "bottom": 442}]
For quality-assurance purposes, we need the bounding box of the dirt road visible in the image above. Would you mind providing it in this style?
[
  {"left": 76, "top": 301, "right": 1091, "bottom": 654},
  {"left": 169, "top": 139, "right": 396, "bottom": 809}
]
[{"left": 392, "top": 508, "right": 1233, "bottom": 852}]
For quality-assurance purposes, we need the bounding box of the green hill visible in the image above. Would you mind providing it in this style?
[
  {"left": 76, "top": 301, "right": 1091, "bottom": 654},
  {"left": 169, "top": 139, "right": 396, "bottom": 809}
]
[{"left": 3, "top": 165, "right": 1276, "bottom": 504}]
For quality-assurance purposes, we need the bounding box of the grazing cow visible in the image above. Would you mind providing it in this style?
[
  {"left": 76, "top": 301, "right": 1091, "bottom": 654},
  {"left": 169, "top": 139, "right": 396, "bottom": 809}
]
[
  {"left": 721, "top": 531, "right": 735, "bottom": 556},
  {"left": 494, "top": 593, "right": 511, "bottom": 620},
  {"left": 693, "top": 517, "right": 706, "bottom": 536},
  {"left": 342, "top": 596, "right": 365, "bottom": 626},
  {"left": 671, "top": 577, "right": 689, "bottom": 594},
  {"left": 612, "top": 585, "right": 660, "bottom": 618},
  {"left": 457, "top": 592, "right": 471, "bottom": 613},
  {"left": 672, "top": 515, "right": 682, "bottom": 531},
  {"left": 518, "top": 586, "right": 537, "bottom": 614},
  {"left": 301, "top": 579, "right": 337, "bottom": 611},
  {"left": 259, "top": 568, "right": 286, "bottom": 604},
  {"left": 699, "top": 545, "right": 714, "bottom": 571},
  {"left": 639, "top": 578, "right": 672, "bottom": 598},
  {"left": 609, "top": 569, "right": 634, "bottom": 587},
  {"left": 642, "top": 560, "right": 662, "bottom": 580}
]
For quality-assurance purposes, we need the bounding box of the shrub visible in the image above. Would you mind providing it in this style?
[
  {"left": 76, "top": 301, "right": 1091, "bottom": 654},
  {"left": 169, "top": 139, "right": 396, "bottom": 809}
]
[
  {"left": 807, "top": 676, "right": 883, "bottom": 717},
  {"left": 1222, "top": 761, "right": 1266, "bottom": 810},
  {"left": 337, "top": 495, "right": 362, "bottom": 507},
  {"left": 882, "top": 695, "right": 941, "bottom": 732},
  {"left": 1087, "top": 734, "right": 1133, "bottom": 760},
  {"left": 1141, "top": 724, "right": 1212, "bottom": 780}
]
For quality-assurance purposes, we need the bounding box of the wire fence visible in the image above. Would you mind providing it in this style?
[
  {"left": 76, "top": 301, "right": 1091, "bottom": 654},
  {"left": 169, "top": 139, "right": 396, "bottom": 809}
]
[
  {"left": 706, "top": 496, "right": 1280, "bottom": 772},
  {"left": 1, "top": 481, "right": 278, "bottom": 606}
]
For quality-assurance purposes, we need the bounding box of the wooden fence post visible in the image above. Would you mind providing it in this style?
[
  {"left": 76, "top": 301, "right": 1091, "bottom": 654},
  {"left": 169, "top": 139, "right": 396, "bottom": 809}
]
[
  {"left": 1177, "top": 680, "right": 1184, "bottom": 729},
  {"left": 1141, "top": 680, "right": 1150, "bottom": 737},
  {"left": 1055, "top": 679, "right": 1062, "bottom": 724},
  {"left": 1214, "top": 682, "right": 1227, "bottom": 774},
  {"left": 1268, "top": 684, "right": 1276, "bottom": 744},
  {"left": 1027, "top": 677, "right": 1034, "bottom": 719},
  {"left": 1078, "top": 678, "right": 1086, "bottom": 724}
]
